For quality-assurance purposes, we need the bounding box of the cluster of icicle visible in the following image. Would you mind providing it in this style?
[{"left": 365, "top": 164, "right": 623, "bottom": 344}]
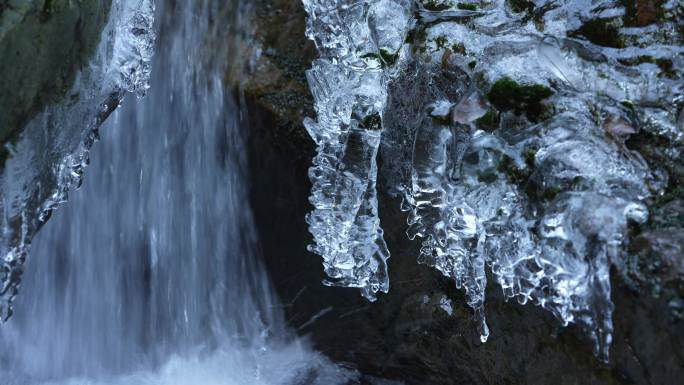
[
  {"left": 302, "top": 0, "right": 412, "bottom": 300},
  {"left": 304, "top": 0, "right": 682, "bottom": 361},
  {"left": 0, "top": 0, "right": 156, "bottom": 320}
]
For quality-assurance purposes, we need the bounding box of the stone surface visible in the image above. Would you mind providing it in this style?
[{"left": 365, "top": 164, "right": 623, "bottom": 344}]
[
  {"left": 242, "top": 1, "right": 684, "bottom": 384},
  {"left": 0, "top": 0, "right": 112, "bottom": 149}
]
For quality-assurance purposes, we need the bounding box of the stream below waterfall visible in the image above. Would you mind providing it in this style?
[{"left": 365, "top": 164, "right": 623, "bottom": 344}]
[{"left": 0, "top": 1, "right": 364, "bottom": 384}]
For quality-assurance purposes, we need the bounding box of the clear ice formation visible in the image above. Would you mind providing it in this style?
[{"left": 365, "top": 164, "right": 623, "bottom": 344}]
[
  {"left": 302, "top": 0, "right": 412, "bottom": 300},
  {"left": 0, "top": 0, "right": 155, "bottom": 320},
  {"left": 303, "top": 0, "right": 682, "bottom": 360}
]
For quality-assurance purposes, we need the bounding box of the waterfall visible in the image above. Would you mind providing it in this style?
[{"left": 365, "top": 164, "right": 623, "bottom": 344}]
[{"left": 0, "top": 1, "right": 357, "bottom": 384}]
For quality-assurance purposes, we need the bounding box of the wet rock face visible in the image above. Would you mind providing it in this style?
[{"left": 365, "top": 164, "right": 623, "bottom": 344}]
[
  {"left": 0, "top": 0, "right": 112, "bottom": 147},
  {"left": 244, "top": 0, "right": 683, "bottom": 384}
]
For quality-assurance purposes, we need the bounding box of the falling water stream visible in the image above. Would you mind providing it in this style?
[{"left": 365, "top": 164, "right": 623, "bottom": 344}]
[{"left": 0, "top": 1, "right": 357, "bottom": 384}]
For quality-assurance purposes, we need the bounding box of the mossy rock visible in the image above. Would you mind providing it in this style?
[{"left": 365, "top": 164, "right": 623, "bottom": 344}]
[
  {"left": 475, "top": 108, "right": 500, "bottom": 131},
  {"left": 569, "top": 18, "right": 625, "bottom": 49},
  {"left": 456, "top": 3, "right": 478, "bottom": 11},
  {"left": 362, "top": 113, "right": 383, "bottom": 130},
  {"left": 422, "top": 0, "right": 453, "bottom": 12},
  {"left": 485, "top": 77, "right": 554, "bottom": 123},
  {"left": 508, "top": 0, "right": 535, "bottom": 14},
  {"left": 617, "top": 55, "right": 678, "bottom": 78}
]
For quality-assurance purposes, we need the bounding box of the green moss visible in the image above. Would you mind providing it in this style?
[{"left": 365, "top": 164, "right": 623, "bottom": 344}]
[
  {"left": 406, "top": 27, "right": 429, "bottom": 54},
  {"left": 618, "top": 55, "right": 654, "bottom": 66},
  {"left": 430, "top": 114, "right": 451, "bottom": 125},
  {"left": 361, "top": 113, "right": 382, "bottom": 130},
  {"left": 656, "top": 58, "right": 676, "bottom": 78},
  {"left": 404, "top": 29, "right": 416, "bottom": 44},
  {"left": 434, "top": 35, "right": 448, "bottom": 50},
  {"left": 570, "top": 175, "right": 594, "bottom": 191},
  {"left": 485, "top": 77, "right": 554, "bottom": 122},
  {"left": 451, "top": 43, "right": 466, "bottom": 55},
  {"left": 361, "top": 49, "right": 399, "bottom": 68},
  {"left": 361, "top": 52, "right": 380, "bottom": 60},
  {"left": 431, "top": 115, "right": 451, "bottom": 125},
  {"left": 508, "top": 0, "right": 534, "bottom": 14},
  {"left": 427, "top": 104, "right": 451, "bottom": 125},
  {"left": 523, "top": 149, "right": 536, "bottom": 168},
  {"left": 457, "top": 3, "right": 478, "bottom": 11},
  {"left": 508, "top": 0, "right": 548, "bottom": 30},
  {"left": 477, "top": 170, "right": 498, "bottom": 184},
  {"left": 541, "top": 186, "right": 562, "bottom": 201},
  {"left": 475, "top": 109, "right": 500, "bottom": 131},
  {"left": 498, "top": 155, "right": 531, "bottom": 184},
  {"left": 423, "top": 0, "right": 452, "bottom": 11},
  {"left": 413, "top": 29, "right": 428, "bottom": 44},
  {"left": 468, "top": 60, "right": 477, "bottom": 70},
  {"left": 40, "top": 0, "right": 61, "bottom": 22},
  {"left": 618, "top": 55, "right": 677, "bottom": 78},
  {"left": 42, "top": 0, "right": 56, "bottom": 13},
  {"left": 0, "top": 145, "right": 9, "bottom": 170},
  {"left": 569, "top": 18, "right": 625, "bottom": 48},
  {"left": 379, "top": 48, "right": 399, "bottom": 66},
  {"left": 620, "top": 100, "right": 636, "bottom": 111}
]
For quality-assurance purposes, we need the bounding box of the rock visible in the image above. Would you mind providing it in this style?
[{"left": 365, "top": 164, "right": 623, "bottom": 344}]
[
  {"left": 242, "top": 1, "right": 684, "bottom": 384},
  {"left": 0, "top": 0, "right": 112, "bottom": 151}
]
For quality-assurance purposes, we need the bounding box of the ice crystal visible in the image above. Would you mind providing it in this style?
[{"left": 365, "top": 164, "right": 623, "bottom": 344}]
[
  {"left": 0, "top": 0, "right": 156, "bottom": 320},
  {"left": 304, "top": 0, "right": 682, "bottom": 360},
  {"left": 302, "top": 0, "right": 412, "bottom": 300}
]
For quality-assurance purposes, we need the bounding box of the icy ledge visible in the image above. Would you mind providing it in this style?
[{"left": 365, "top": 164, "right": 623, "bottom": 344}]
[
  {"left": 303, "top": 0, "right": 682, "bottom": 360},
  {"left": 0, "top": 0, "right": 155, "bottom": 320}
]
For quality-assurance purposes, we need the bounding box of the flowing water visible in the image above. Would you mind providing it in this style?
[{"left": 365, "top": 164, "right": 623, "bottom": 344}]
[{"left": 0, "top": 1, "right": 358, "bottom": 384}]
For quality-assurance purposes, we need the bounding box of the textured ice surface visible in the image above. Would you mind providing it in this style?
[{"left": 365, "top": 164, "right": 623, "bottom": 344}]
[
  {"left": 303, "top": 0, "right": 682, "bottom": 360},
  {"left": 302, "top": 0, "right": 412, "bottom": 300},
  {"left": 0, "top": 0, "right": 155, "bottom": 320}
]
